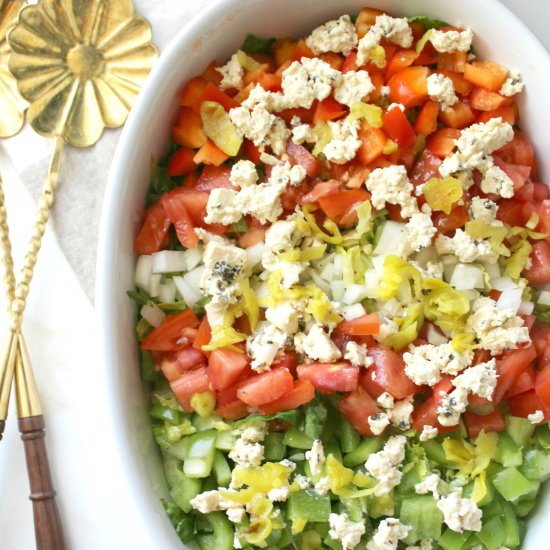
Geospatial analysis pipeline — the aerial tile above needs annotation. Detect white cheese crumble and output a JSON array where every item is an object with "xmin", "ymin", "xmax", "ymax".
[
  {"xmin": 406, "ymin": 212, "xmax": 437, "ymax": 251},
  {"xmin": 267, "ymin": 486, "xmax": 290, "ymax": 502},
  {"xmin": 295, "ymin": 324, "xmax": 342, "ymax": 363},
  {"xmin": 216, "ymin": 53, "xmax": 244, "ymax": 90},
  {"xmin": 344, "ymin": 341, "xmax": 374, "ymax": 367},
  {"xmin": 204, "ymin": 188, "xmax": 242, "ymax": 226},
  {"xmin": 329, "ymin": 513, "xmax": 366, "ymax": 550},
  {"xmin": 333, "ymin": 70, "xmax": 375, "ymax": 107},
  {"xmin": 480, "ymin": 164, "xmax": 514, "ymax": 198},
  {"xmin": 365, "ymin": 165, "xmax": 418, "ymax": 218},
  {"xmin": 291, "ymin": 123, "xmax": 316, "ymax": 145},
  {"xmin": 294, "ymin": 474, "xmax": 311, "ymax": 490},
  {"xmin": 265, "ymin": 301, "xmax": 302, "ymax": 334},
  {"xmin": 419, "ymin": 425, "xmax": 439, "ymax": 441},
  {"xmin": 468, "ymin": 197, "xmax": 501, "ymax": 225},
  {"xmin": 403, "ymin": 343, "xmax": 473, "ymax": 386},
  {"xmin": 499, "ymin": 70, "xmax": 524, "ymax": 97},
  {"xmin": 229, "ymin": 437, "xmax": 265, "ymax": 466},
  {"xmin": 367, "ymin": 518, "xmax": 411, "ymax": 550},
  {"xmin": 528, "ymin": 410, "xmax": 545, "ymax": 424},
  {"xmin": 246, "ymin": 322, "xmax": 291, "ymax": 372},
  {"xmin": 415, "ymin": 472, "xmax": 442, "ymax": 499},
  {"xmin": 390, "ymin": 396, "xmax": 414, "ymax": 430},
  {"xmin": 452, "ymin": 359, "xmax": 498, "ymax": 400},
  {"xmin": 190, "ymin": 490, "xmax": 245, "ymax": 519},
  {"xmin": 365, "ymin": 435, "xmax": 407, "ymax": 496},
  {"xmin": 230, "ymin": 159, "xmax": 259, "ymax": 188},
  {"xmin": 429, "ymin": 28, "xmax": 474, "ymax": 53},
  {"xmin": 435, "ymin": 230, "xmax": 498, "ymax": 264},
  {"xmin": 368, "ymin": 412, "xmax": 391, "ymax": 436},
  {"xmin": 324, "ymin": 119, "xmax": 362, "ymax": 164},
  {"xmin": 427, "ymin": 73, "xmax": 458, "ymax": 111},
  {"xmin": 377, "ymin": 392, "xmax": 395, "ymax": 409},
  {"xmin": 466, "ymin": 296, "xmax": 531, "ymax": 355},
  {"xmin": 306, "ymin": 14, "xmax": 358, "ymax": 56},
  {"xmin": 315, "ymin": 475, "xmax": 332, "ymax": 495},
  {"xmin": 437, "ymin": 492, "xmax": 482, "ymax": 533},
  {"xmin": 305, "ymin": 439, "xmax": 325, "ymax": 476},
  {"xmin": 437, "ymin": 388, "xmax": 469, "ymax": 427}
]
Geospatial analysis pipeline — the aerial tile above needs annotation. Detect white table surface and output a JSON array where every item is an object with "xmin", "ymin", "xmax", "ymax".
[{"xmin": 0, "ymin": 1, "xmax": 548, "ymax": 548}]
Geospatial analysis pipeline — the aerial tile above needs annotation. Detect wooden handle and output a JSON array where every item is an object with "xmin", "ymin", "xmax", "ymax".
[
  {"xmin": 19, "ymin": 415, "xmax": 65, "ymax": 550},
  {"xmin": 0, "ymin": 418, "xmax": 4, "ymax": 441}
]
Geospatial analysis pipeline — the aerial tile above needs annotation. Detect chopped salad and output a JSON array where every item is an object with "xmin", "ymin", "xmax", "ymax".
[{"xmin": 130, "ymin": 7, "xmax": 550, "ymax": 550}]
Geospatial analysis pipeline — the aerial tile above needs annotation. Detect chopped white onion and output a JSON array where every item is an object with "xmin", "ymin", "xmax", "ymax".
[
  {"xmin": 140, "ymin": 304, "xmax": 166, "ymax": 327},
  {"xmin": 183, "ymin": 266, "xmax": 206, "ymax": 293},
  {"xmin": 149, "ymin": 274, "xmax": 161, "ymax": 298},
  {"xmin": 342, "ymin": 303, "xmax": 366, "ymax": 321},
  {"xmin": 308, "ymin": 270, "xmax": 331, "ymax": 294},
  {"xmin": 496, "ymin": 287, "xmax": 523, "ymax": 313},
  {"xmin": 342, "ymin": 284, "xmax": 369, "ymax": 305},
  {"xmin": 538, "ymin": 290, "xmax": 550, "ymax": 306},
  {"xmin": 373, "ymin": 221, "xmax": 411, "ymax": 257},
  {"xmin": 319, "ymin": 263, "xmax": 336, "ymax": 282},
  {"xmin": 450, "ymin": 264, "xmax": 484, "ymax": 290},
  {"xmin": 245, "ymin": 242, "xmax": 265, "ymax": 267},
  {"xmin": 518, "ymin": 301, "xmax": 535, "ymax": 315},
  {"xmin": 135, "ymin": 255, "xmax": 153, "ymax": 292},
  {"xmin": 253, "ymin": 281, "xmax": 270, "ymax": 298},
  {"xmin": 427, "ymin": 324, "xmax": 448, "ymax": 345},
  {"xmin": 152, "ymin": 250, "xmax": 187, "ymax": 274},
  {"xmin": 370, "ymin": 255, "xmax": 386, "ymax": 275},
  {"xmin": 482, "ymin": 261, "xmax": 500, "ymax": 279},
  {"xmin": 330, "ymin": 280, "xmax": 345, "ymax": 302},
  {"xmin": 462, "ymin": 289, "xmax": 480, "ymax": 301},
  {"xmin": 159, "ymin": 280, "xmax": 177, "ymax": 303},
  {"xmin": 363, "ymin": 270, "xmax": 379, "ymax": 299},
  {"xmin": 491, "ymin": 276, "xmax": 517, "ymax": 291},
  {"xmin": 173, "ymin": 276, "xmax": 202, "ymax": 307},
  {"xmin": 183, "ymin": 247, "xmax": 203, "ymax": 271}
]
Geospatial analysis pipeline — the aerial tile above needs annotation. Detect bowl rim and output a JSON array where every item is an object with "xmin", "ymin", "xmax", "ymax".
[{"xmin": 96, "ymin": 0, "xmax": 550, "ymax": 545}]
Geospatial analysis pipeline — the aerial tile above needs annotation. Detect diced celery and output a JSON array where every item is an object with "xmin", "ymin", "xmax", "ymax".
[
  {"xmin": 184, "ymin": 430, "xmax": 217, "ymax": 478},
  {"xmin": 514, "ymin": 498, "xmax": 537, "ymax": 517},
  {"xmin": 401, "ymin": 495, "xmax": 443, "ymax": 543},
  {"xmin": 422, "ymin": 440, "xmax": 449, "ymax": 466},
  {"xmin": 481, "ymin": 496, "xmax": 503, "ymax": 520},
  {"xmin": 301, "ymin": 530, "xmax": 323, "ymax": 550},
  {"xmin": 492, "ymin": 467, "xmax": 540, "ymax": 502},
  {"xmin": 166, "ymin": 438, "xmax": 188, "ymax": 461},
  {"xmin": 150, "ymin": 404, "xmax": 181, "ymax": 424},
  {"xmin": 471, "ymin": 471, "xmax": 494, "ymax": 506},
  {"xmin": 196, "ymin": 511, "xmax": 233, "ymax": 550},
  {"xmin": 505, "ymin": 416, "xmax": 535, "ymax": 447},
  {"xmin": 343, "ymin": 438, "xmax": 383, "ymax": 468},
  {"xmin": 339, "ymin": 497, "xmax": 363, "ymax": 523},
  {"xmin": 264, "ymin": 432, "xmax": 286, "ymax": 461},
  {"xmin": 213, "ymin": 450, "xmax": 232, "ymax": 487},
  {"xmin": 288, "ymin": 490, "xmax": 331, "ymax": 523},
  {"xmin": 324, "ymin": 535, "xmax": 344, "ymax": 550},
  {"xmin": 326, "ymin": 440, "xmax": 343, "ymax": 463},
  {"xmin": 283, "ymin": 427, "xmax": 314, "ymax": 450},
  {"xmin": 215, "ymin": 430, "xmax": 235, "ymax": 452},
  {"xmin": 475, "ymin": 517, "xmax": 505, "ymax": 550},
  {"xmin": 193, "ymin": 414, "xmax": 224, "ymax": 431},
  {"xmin": 439, "ymin": 529, "xmax": 471, "ymax": 550},
  {"xmin": 304, "ymin": 400, "xmax": 327, "ymax": 440},
  {"xmin": 339, "ymin": 417, "xmax": 361, "ymax": 454},
  {"xmin": 163, "ymin": 455, "xmax": 202, "ymax": 513},
  {"xmin": 519, "ymin": 448, "xmax": 550, "ymax": 481},
  {"xmin": 535, "ymin": 423, "xmax": 550, "ymax": 449},
  {"xmin": 497, "ymin": 432, "xmax": 523, "ymax": 467},
  {"xmin": 367, "ymin": 491, "xmax": 394, "ymax": 518},
  {"xmin": 398, "ymin": 464, "xmax": 426, "ymax": 496},
  {"xmin": 501, "ymin": 501, "xmax": 521, "ymax": 548}
]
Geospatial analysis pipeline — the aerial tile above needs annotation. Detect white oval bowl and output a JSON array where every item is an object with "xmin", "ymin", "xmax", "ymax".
[{"xmin": 97, "ymin": 0, "xmax": 550, "ymax": 547}]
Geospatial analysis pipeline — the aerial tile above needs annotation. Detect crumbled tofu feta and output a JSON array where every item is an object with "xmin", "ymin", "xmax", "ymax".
[
  {"xmin": 466, "ymin": 296, "xmax": 531, "ymax": 354},
  {"xmin": 415, "ymin": 473, "xmax": 442, "ymax": 499},
  {"xmin": 295, "ymin": 324, "xmax": 342, "ymax": 362},
  {"xmin": 282, "ymin": 57, "xmax": 340, "ymax": 109},
  {"xmin": 291, "ymin": 123, "xmax": 316, "ymax": 145},
  {"xmin": 200, "ymin": 241, "xmax": 248, "ymax": 303},
  {"xmin": 367, "ymin": 517, "xmax": 411, "ymax": 550},
  {"xmin": 528, "ymin": 410, "xmax": 545, "ymax": 424},
  {"xmin": 419, "ymin": 425, "xmax": 439, "ymax": 441},
  {"xmin": 306, "ymin": 14, "xmax": 358, "ymax": 56},
  {"xmin": 435, "ymin": 230, "xmax": 498, "ymax": 264},
  {"xmin": 205, "ymin": 188, "xmax": 242, "ymax": 226},
  {"xmin": 265, "ymin": 301, "xmax": 302, "ymax": 334},
  {"xmin": 365, "ymin": 165, "xmax": 418, "ymax": 218},
  {"xmin": 499, "ymin": 70, "xmax": 524, "ymax": 97},
  {"xmin": 267, "ymin": 486, "xmax": 290, "ymax": 502},
  {"xmin": 452, "ymin": 359, "xmax": 498, "ymax": 400},
  {"xmin": 469, "ymin": 197, "xmax": 501, "ymax": 225},
  {"xmin": 437, "ymin": 492, "xmax": 482, "ymax": 533},
  {"xmin": 406, "ymin": 212, "xmax": 437, "ymax": 251},
  {"xmin": 329, "ymin": 513, "xmax": 366, "ymax": 550},
  {"xmin": 333, "ymin": 70, "xmax": 374, "ymax": 107},
  {"xmin": 315, "ymin": 475, "xmax": 332, "ymax": 495},
  {"xmin": 190, "ymin": 490, "xmax": 222, "ymax": 514},
  {"xmin": 306, "ymin": 439, "xmax": 325, "ymax": 476},
  {"xmin": 323, "ymin": 118, "xmax": 362, "ymax": 164},
  {"xmin": 368, "ymin": 412, "xmax": 391, "ymax": 435},
  {"xmin": 439, "ymin": 118, "xmax": 514, "ymax": 177},
  {"xmin": 344, "ymin": 341, "xmax": 374, "ymax": 367},
  {"xmin": 437, "ymin": 388, "xmax": 469, "ymax": 427},
  {"xmin": 429, "ymin": 28, "xmax": 474, "ymax": 53},
  {"xmin": 427, "ymin": 73, "xmax": 458, "ymax": 111},
  {"xmin": 294, "ymin": 474, "xmax": 311, "ymax": 490},
  {"xmin": 375, "ymin": 15, "xmax": 413, "ymax": 47},
  {"xmin": 247, "ymin": 322, "xmax": 291, "ymax": 372},
  {"xmin": 230, "ymin": 159, "xmax": 258, "ymax": 188},
  {"xmin": 217, "ymin": 52, "xmax": 244, "ymax": 90},
  {"xmin": 365, "ymin": 435, "xmax": 407, "ymax": 496},
  {"xmin": 480, "ymin": 164, "xmax": 514, "ymax": 198},
  {"xmin": 403, "ymin": 343, "xmax": 473, "ymax": 386},
  {"xmin": 229, "ymin": 437, "xmax": 264, "ymax": 466},
  {"xmin": 226, "ymin": 506, "xmax": 245, "ymax": 523}
]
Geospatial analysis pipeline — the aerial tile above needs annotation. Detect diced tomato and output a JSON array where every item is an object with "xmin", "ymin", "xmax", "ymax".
[
  {"xmin": 195, "ymin": 165, "xmax": 233, "ymax": 191},
  {"xmin": 338, "ymin": 314, "xmax": 380, "ymax": 336},
  {"xmin": 193, "ymin": 140, "xmax": 230, "ymax": 166},
  {"xmin": 493, "ymin": 345, "xmax": 537, "ymax": 402},
  {"xmin": 365, "ymin": 347, "xmax": 418, "ymax": 400},
  {"xmin": 464, "ymin": 408, "xmax": 505, "ymax": 438},
  {"xmin": 496, "ymin": 130, "xmax": 535, "ymax": 174},
  {"xmin": 167, "ymin": 147, "xmax": 197, "ymax": 177},
  {"xmin": 162, "ymin": 191, "xmax": 198, "ymax": 249},
  {"xmin": 357, "ymin": 123, "xmax": 387, "ymax": 165},
  {"xmin": 271, "ymin": 352, "xmax": 299, "ymax": 376},
  {"xmin": 244, "ymin": 140, "xmax": 262, "ymax": 165},
  {"xmin": 297, "ymin": 363, "xmax": 359, "ymax": 393},
  {"xmin": 258, "ymin": 379, "xmax": 315, "ymax": 415},
  {"xmin": 414, "ymin": 100, "xmax": 439, "ymax": 136},
  {"xmin": 426, "ymin": 128, "xmax": 461, "ymax": 158},
  {"xmin": 193, "ymin": 316, "xmax": 212, "ymax": 353},
  {"xmin": 525, "ymin": 241, "xmax": 550, "ymax": 285},
  {"xmin": 509, "ymin": 390, "xmax": 549, "ymax": 419},
  {"xmin": 410, "ymin": 150, "xmax": 442, "ymax": 186},
  {"xmin": 503, "ymin": 366, "xmax": 537, "ymax": 399},
  {"xmin": 433, "ymin": 204, "xmax": 470, "ymax": 235},
  {"xmin": 339, "ymin": 387, "xmax": 380, "ymax": 436},
  {"xmin": 382, "ymin": 106, "xmax": 416, "ymax": 148},
  {"xmin": 286, "ymin": 142, "xmax": 319, "ymax": 178},
  {"xmin": 535, "ymin": 364, "xmax": 550, "ymax": 410},
  {"xmin": 355, "ymin": 7, "xmax": 386, "ymax": 38},
  {"xmin": 318, "ymin": 189, "xmax": 370, "ymax": 221},
  {"xmin": 170, "ymin": 366, "xmax": 210, "ymax": 412},
  {"xmin": 172, "ymin": 107, "xmax": 207, "ymax": 149},
  {"xmin": 141, "ymin": 309, "xmax": 200, "ymax": 352},
  {"xmin": 412, "ymin": 377, "xmax": 457, "ymax": 433},
  {"xmin": 290, "ymin": 39, "xmax": 314, "ymax": 61},
  {"xmin": 438, "ymin": 70, "xmax": 473, "ymax": 96},
  {"xmin": 387, "ymin": 66, "xmax": 429, "ymax": 108},
  {"xmin": 477, "ymin": 105, "xmax": 517, "ymax": 125},
  {"xmin": 161, "ymin": 348, "xmax": 206, "ymax": 381},
  {"xmin": 193, "ymin": 82, "xmax": 238, "ymax": 112},
  {"xmin": 469, "ymin": 87, "xmax": 510, "ymax": 112},
  {"xmin": 214, "ymin": 400, "xmax": 249, "ymax": 421},
  {"xmin": 341, "ymin": 50, "xmax": 358, "ymax": 73},
  {"xmin": 385, "ymin": 49, "xmax": 419, "ymax": 79},
  {"xmin": 313, "ymin": 97, "xmax": 347, "ymax": 124},
  {"xmin": 437, "ymin": 51, "xmax": 467, "ymax": 73},
  {"xmin": 237, "ymin": 368, "xmax": 294, "ymax": 407},
  {"xmin": 463, "ymin": 60, "xmax": 508, "ymax": 92},
  {"xmin": 493, "ymin": 157, "xmax": 530, "ymax": 191},
  {"xmin": 274, "ymin": 38, "xmax": 297, "ymax": 67},
  {"xmin": 239, "ymin": 223, "xmax": 267, "ymax": 248},
  {"xmin": 201, "ymin": 60, "xmax": 223, "ymax": 85},
  {"xmin": 180, "ymin": 76, "xmax": 208, "ymax": 107},
  {"xmin": 439, "ymin": 100, "xmax": 476, "ymax": 129},
  {"xmin": 206, "ymin": 348, "xmax": 250, "ymax": 391},
  {"xmin": 301, "ymin": 180, "xmax": 341, "ymax": 204},
  {"xmin": 133, "ymin": 201, "xmax": 171, "ymax": 255}
]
